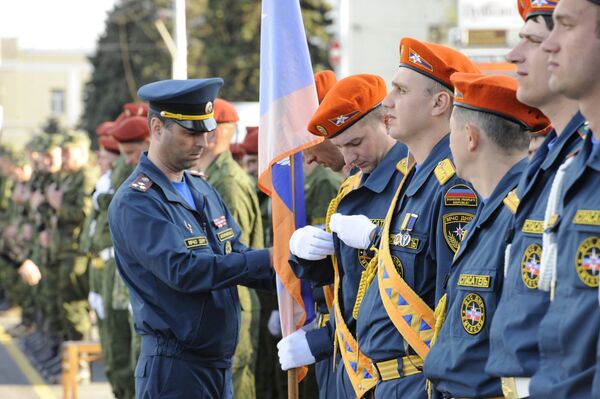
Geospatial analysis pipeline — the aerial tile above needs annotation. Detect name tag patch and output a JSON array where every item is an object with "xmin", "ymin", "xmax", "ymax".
[
  {"xmin": 458, "ymin": 274, "xmax": 491, "ymax": 288},
  {"xmin": 217, "ymin": 228, "xmax": 235, "ymax": 242},
  {"xmin": 522, "ymin": 219, "xmax": 544, "ymax": 235},
  {"xmin": 573, "ymin": 210, "xmax": 600, "ymax": 226},
  {"xmin": 185, "ymin": 236, "xmax": 208, "ymax": 249}
]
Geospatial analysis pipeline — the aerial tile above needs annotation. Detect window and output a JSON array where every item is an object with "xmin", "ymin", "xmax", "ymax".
[{"xmin": 51, "ymin": 89, "xmax": 65, "ymax": 116}]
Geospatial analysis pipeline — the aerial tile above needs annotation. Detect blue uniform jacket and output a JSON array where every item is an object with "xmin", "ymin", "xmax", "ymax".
[
  {"xmin": 108, "ymin": 153, "xmax": 274, "ymax": 369},
  {"xmin": 289, "ymin": 142, "xmax": 407, "ymax": 361},
  {"xmin": 486, "ymin": 112, "xmax": 586, "ymax": 378},
  {"xmin": 529, "ymin": 132, "xmax": 600, "ymax": 398},
  {"xmin": 356, "ymin": 135, "xmax": 479, "ymax": 364},
  {"xmin": 424, "ymin": 158, "xmax": 527, "ymax": 398}
]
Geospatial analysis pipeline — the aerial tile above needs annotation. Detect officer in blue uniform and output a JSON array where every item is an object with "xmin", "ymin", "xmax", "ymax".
[
  {"xmin": 484, "ymin": 1, "xmax": 587, "ymax": 397},
  {"xmin": 280, "ymin": 74, "xmax": 407, "ymax": 398},
  {"xmin": 108, "ymin": 78, "xmax": 275, "ymax": 399},
  {"xmin": 331, "ymin": 38, "xmax": 481, "ymax": 398},
  {"xmin": 423, "ymin": 73, "xmax": 548, "ymax": 399},
  {"xmin": 526, "ymin": 0, "xmax": 600, "ymax": 396}
]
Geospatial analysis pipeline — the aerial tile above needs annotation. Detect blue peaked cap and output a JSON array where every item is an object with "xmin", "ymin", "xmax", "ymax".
[{"xmin": 138, "ymin": 78, "xmax": 224, "ymax": 133}]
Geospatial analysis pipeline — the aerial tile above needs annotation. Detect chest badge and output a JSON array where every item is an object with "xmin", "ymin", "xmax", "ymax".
[
  {"xmin": 225, "ymin": 241, "xmax": 232, "ymax": 254},
  {"xmin": 399, "ymin": 212, "xmax": 418, "ymax": 246},
  {"xmin": 521, "ymin": 243, "xmax": 542, "ymax": 289},
  {"xmin": 461, "ymin": 293, "xmax": 485, "ymax": 335},
  {"xmin": 213, "ymin": 215, "xmax": 228, "ymax": 229},
  {"xmin": 575, "ymin": 237, "xmax": 600, "ymax": 288},
  {"xmin": 184, "ymin": 221, "xmax": 193, "ymax": 233}
]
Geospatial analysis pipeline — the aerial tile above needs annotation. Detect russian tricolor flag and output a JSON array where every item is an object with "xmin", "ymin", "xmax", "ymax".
[{"xmin": 258, "ymin": 0, "xmax": 322, "ymax": 355}]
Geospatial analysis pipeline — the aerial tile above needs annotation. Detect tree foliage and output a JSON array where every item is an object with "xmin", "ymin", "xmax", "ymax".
[{"xmin": 81, "ymin": 0, "xmax": 332, "ymax": 138}]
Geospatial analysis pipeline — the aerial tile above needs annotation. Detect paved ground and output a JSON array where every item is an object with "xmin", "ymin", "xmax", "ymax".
[{"xmin": 0, "ymin": 308, "xmax": 114, "ymax": 399}]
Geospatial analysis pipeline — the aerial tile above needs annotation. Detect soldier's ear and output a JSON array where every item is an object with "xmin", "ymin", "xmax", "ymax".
[
  {"xmin": 465, "ymin": 122, "xmax": 480, "ymax": 153},
  {"xmin": 150, "ymin": 117, "xmax": 163, "ymax": 138}
]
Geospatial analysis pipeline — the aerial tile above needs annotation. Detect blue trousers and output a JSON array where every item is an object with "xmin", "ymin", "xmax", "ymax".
[{"xmin": 135, "ymin": 354, "xmax": 233, "ymax": 399}]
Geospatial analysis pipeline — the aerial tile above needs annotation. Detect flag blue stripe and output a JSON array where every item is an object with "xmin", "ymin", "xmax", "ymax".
[{"xmin": 259, "ymin": 0, "xmax": 315, "ymax": 116}]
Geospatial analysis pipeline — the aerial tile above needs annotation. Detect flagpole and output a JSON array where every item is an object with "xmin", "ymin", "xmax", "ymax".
[{"xmin": 288, "ymin": 369, "xmax": 299, "ymax": 399}]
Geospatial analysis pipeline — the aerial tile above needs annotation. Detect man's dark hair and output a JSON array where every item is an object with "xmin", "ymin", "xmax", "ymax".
[
  {"xmin": 530, "ymin": 14, "xmax": 554, "ymax": 31},
  {"xmin": 147, "ymin": 109, "xmax": 175, "ymax": 130},
  {"xmin": 453, "ymin": 107, "xmax": 530, "ymax": 153}
]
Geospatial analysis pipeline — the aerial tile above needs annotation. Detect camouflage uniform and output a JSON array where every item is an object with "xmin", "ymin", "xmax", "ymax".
[
  {"xmin": 205, "ymin": 150, "xmax": 264, "ymax": 399},
  {"xmin": 99, "ymin": 155, "xmax": 136, "ymax": 399}
]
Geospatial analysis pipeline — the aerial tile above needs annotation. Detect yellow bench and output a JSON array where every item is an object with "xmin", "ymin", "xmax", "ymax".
[{"xmin": 62, "ymin": 341, "xmax": 102, "ymax": 399}]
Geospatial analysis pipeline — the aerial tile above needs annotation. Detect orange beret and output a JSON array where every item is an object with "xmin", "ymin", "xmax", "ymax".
[
  {"xmin": 399, "ymin": 37, "xmax": 480, "ymax": 90},
  {"xmin": 314, "ymin": 70, "xmax": 337, "ymax": 104},
  {"xmin": 113, "ymin": 103, "xmax": 149, "ymax": 126},
  {"xmin": 96, "ymin": 121, "xmax": 115, "ymax": 137},
  {"xmin": 242, "ymin": 126, "xmax": 258, "ymax": 155},
  {"xmin": 518, "ymin": 0, "xmax": 558, "ymax": 21},
  {"xmin": 307, "ymin": 74, "xmax": 386, "ymax": 139},
  {"xmin": 110, "ymin": 116, "xmax": 150, "ymax": 143},
  {"xmin": 451, "ymin": 73, "xmax": 551, "ymax": 132},
  {"xmin": 99, "ymin": 135, "xmax": 120, "ymax": 154},
  {"xmin": 214, "ymin": 98, "xmax": 239, "ymax": 123}
]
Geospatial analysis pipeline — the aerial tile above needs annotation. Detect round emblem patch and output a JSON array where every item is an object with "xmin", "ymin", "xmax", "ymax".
[
  {"xmin": 521, "ymin": 243, "xmax": 542, "ymax": 289},
  {"xmin": 205, "ymin": 101, "xmax": 213, "ymax": 114},
  {"xmin": 461, "ymin": 293, "xmax": 485, "ymax": 335},
  {"xmin": 316, "ymin": 125, "xmax": 328, "ymax": 136},
  {"xmin": 575, "ymin": 236, "xmax": 600, "ymax": 288},
  {"xmin": 392, "ymin": 256, "xmax": 403, "ymax": 277}
]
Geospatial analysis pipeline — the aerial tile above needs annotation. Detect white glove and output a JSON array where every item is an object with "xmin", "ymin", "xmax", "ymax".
[
  {"xmin": 88, "ymin": 292, "xmax": 105, "ymax": 320},
  {"xmin": 268, "ymin": 310, "xmax": 282, "ymax": 337},
  {"xmin": 289, "ymin": 226, "xmax": 334, "ymax": 260},
  {"xmin": 277, "ymin": 329, "xmax": 316, "ymax": 370},
  {"xmin": 329, "ymin": 213, "xmax": 377, "ymax": 249},
  {"xmin": 92, "ymin": 171, "xmax": 114, "ymax": 210}
]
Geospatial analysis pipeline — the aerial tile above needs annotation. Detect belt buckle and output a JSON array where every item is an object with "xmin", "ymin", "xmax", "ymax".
[{"xmin": 501, "ymin": 377, "xmax": 518, "ymax": 399}]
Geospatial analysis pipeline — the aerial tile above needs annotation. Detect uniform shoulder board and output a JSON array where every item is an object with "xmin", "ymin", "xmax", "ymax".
[
  {"xmin": 129, "ymin": 174, "xmax": 153, "ymax": 192},
  {"xmin": 188, "ymin": 169, "xmax": 207, "ymax": 180},
  {"xmin": 434, "ymin": 159, "xmax": 456, "ymax": 186},
  {"xmin": 503, "ymin": 189, "xmax": 519, "ymax": 214},
  {"xmin": 396, "ymin": 157, "xmax": 409, "ymax": 174}
]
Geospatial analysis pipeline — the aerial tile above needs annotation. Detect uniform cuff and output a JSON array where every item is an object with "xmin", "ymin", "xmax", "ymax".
[
  {"xmin": 244, "ymin": 249, "xmax": 272, "ymax": 277},
  {"xmin": 306, "ymin": 325, "xmax": 333, "ymax": 362}
]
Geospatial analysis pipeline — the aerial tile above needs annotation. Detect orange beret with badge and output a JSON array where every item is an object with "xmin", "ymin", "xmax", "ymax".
[
  {"xmin": 451, "ymin": 72, "xmax": 551, "ymax": 133},
  {"xmin": 398, "ymin": 37, "xmax": 481, "ymax": 90},
  {"xmin": 308, "ymin": 74, "xmax": 387, "ymax": 139},
  {"xmin": 518, "ymin": 0, "xmax": 559, "ymax": 21},
  {"xmin": 314, "ymin": 70, "xmax": 337, "ymax": 104},
  {"xmin": 214, "ymin": 98, "xmax": 240, "ymax": 123},
  {"xmin": 110, "ymin": 116, "xmax": 150, "ymax": 143}
]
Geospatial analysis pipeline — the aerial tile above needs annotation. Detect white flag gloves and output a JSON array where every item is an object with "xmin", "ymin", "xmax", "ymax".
[
  {"xmin": 289, "ymin": 225, "xmax": 334, "ymax": 260},
  {"xmin": 329, "ymin": 213, "xmax": 377, "ymax": 249},
  {"xmin": 277, "ymin": 329, "xmax": 316, "ymax": 370}
]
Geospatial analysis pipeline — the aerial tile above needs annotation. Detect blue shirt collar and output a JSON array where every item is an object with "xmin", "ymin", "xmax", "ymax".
[
  {"xmin": 405, "ymin": 134, "xmax": 451, "ymax": 197},
  {"xmin": 136, "ymin": 152, "xmax": 205, "ymax": 211},
  {"xmin": 476, "ymin": 157, "xmax": 528, "ymax": 227},
  {"xmin": 360, "ymin": 142, "xmax": 407, "ymax": 193},
  {"xmin": 541, "ymin": 111, "xmax": 586, "ymax": 171}
]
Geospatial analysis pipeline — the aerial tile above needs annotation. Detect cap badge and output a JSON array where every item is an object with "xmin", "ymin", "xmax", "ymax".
[
  {"xmin": 408, "ymin": 48, "xmax": 433, "ymax": 72},
  {"xmin": 316, "ymin": 125, "xmax": 328, "ymax": 136},
  {"xmin": 328, "ymin": 110, "xmax": 359, "ymax": 127},
  {"xmin": 205, "ymin": 101, "xmax": 213, "ymax": 114}
]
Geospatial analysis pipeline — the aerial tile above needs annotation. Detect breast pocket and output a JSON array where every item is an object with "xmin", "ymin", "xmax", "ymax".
[
  {"xmin": 451, "ymin": 270, "xmax": 498, "ymax": 338},
  {"xmin": 567, "ymin": 219, "xmax": 600, "ymax": 290},
  {"xmin": 388, "ymin": 231, "xmax": 428, "ymax": 289}
]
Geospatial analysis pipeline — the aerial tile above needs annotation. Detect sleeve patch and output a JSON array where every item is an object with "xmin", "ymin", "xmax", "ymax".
[
  {"xmin": 129, "ymin": 174, "xmax": 153, "ymax": 192},
  {"xmin": 434, "ymin": 159, "xmax": 456, "ymax": 185},
  {"xmin": 444, "ymin": 184, "xmax": 478, "ymax": 207}
]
